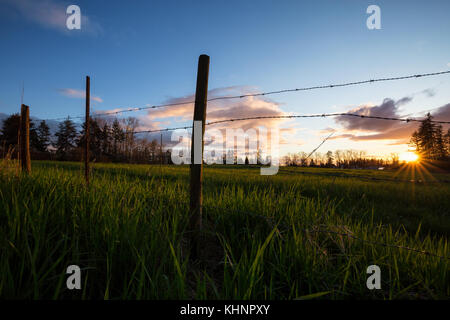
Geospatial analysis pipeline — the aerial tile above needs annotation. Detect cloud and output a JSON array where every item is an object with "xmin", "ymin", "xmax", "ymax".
[
  {"xmin": 58, "ymin": 88, "xmax": 103, "ymax": 103},
  {"xmin": 421, "ymin": 88, "xmax": 435, "ymax": 98},
  {"xmin": 331, "ymin": 98, "xmax": 450, "ymax": 144},
  {"xmin": 103, "ymin": 86, "xmax": 302, "ymax": 153},
  {"xmin": 433, "ymin": 103, "xmax": 450, "ymax": 120},
  {"xmin": 334, "ymin": 97, "xmax": 411, "ymax": 132},
  {"xmin": 318, "ymin": 127, "xmax": 337, "ymax": 135},
  {"xmin": 141, "ymin": 86, "xmax": 295, "ymax": 133},
  {"xmin": 2, "ymin": 0, "xmax": 102, "ymax": 35}
]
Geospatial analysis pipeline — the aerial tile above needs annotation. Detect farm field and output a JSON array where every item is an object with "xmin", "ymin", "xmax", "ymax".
[{"xmin": 0, "ymin": 161, "xmax": 449, "ymax": 299}]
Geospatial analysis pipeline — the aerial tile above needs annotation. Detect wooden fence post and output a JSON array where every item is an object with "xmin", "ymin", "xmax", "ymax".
[
  {"xmin": 189, "ymin": 54, "xmax": 210, "ymax": 259},
  {"xmin": 160, "ymin": 133, "xmax": 163, "ymax": 166},
  {"xmin": 85, "ymin": 76, "xmax": 90, "ymax": 185},
  {"xmin": 19, "ymin": 104, "xmax": 31, "ymax": 173}
]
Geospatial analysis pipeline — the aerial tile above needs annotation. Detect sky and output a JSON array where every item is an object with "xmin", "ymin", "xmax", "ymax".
[{"xmin": 0, "ymin": 0, "xmax": 449, "ymax": 159}]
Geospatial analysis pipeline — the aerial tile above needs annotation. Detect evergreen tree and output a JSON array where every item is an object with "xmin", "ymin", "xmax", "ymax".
[
  {"xmin": 1, "ymin": 114, "xmax": 20, "ymax": 149},
  {"xmin": 111, "ymin": 119, "xmax": 125, "ymax": 157},
  {"xmin": 409, "ymin": 131, "xmax": 420, "ymax": 153},
  {"xmin": 29, "ymin": 121, "xmax": 39, "ymax": 151},
  {"xmin": 409, "ymin": 113, "xmax": 449, "ymax": 160},
  {"xmin": 34, "ymin": 120, "xmax": 51, "ymax": 152},
  {"xmin": 77, "ymin": 118, "xmax": 102, "ymax": 157},
  {"xmin": 55, "ymin": 118, "xmax": 77, "ymax": 159},
  {"xmin": 433, "ymin": 125, "xmax": 446, "ymax": 160},
  {"xmin": 410, "ymin": 113, "xmax": 436, "ymax": 159},
  {"xmin": 91, "ymin": 119, "xmax": 103, "ymax": 156},
  {"xmin": 445, "ymin": 129, "xmax": 450, "ymax": 156},
  {"xmin": 101, "ymin": 123, "xmax": 111, "ymax": 155},
  {"xmin": 1, "ymin": 114, "xmax": 38, "ymax": 152}
]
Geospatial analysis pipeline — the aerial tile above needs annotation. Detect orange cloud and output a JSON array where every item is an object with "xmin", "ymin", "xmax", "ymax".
[
  {"xmin": 142, "ymin": 86, "xmax": 297, "ymax": 136},
  {"xmin": 132, "ymin": 86, "xmax": 303, "ymax": 153}
]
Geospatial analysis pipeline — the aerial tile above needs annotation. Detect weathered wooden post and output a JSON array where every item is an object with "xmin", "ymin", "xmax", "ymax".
[
  {"xmin": 189, "ymin": 54, "xmax": 210, "ymax": 259},
  {"xmin": 85, "ymin": 76, "xmax": 90, "ymax": 185},
  {"xmin": 160, "ymin": 133, "xmax": 163, "ymax": 166},
  {"xmin": 19, "ymin": 104, "xmax": 31, "ymax": 173}
]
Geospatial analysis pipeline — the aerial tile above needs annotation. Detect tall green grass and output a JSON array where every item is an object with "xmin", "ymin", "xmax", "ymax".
[{"xmin": 0, "ymin": 161, "xmax": 448, "ymax": 299}]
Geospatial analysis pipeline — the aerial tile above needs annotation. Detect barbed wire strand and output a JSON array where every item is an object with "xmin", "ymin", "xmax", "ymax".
[
  {"xmin": 131, "ymin": 112, "xmax": 450, "ymax": 134},
  {"xmin": 305, "ymin": 132, "xmax": 335, "ymax": 160},
  {"xmin": 41, "ymin": 70, "xmax": 450, "ymax": 121},
  {"xmin": 207, "ymin": 71, "xmax": 450, "ymax": 101}
]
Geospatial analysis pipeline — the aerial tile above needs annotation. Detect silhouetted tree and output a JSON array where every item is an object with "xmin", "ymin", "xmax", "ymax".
[
  {"xmin": 445, "ymin": 129, "xmax": 450, "ymax": 156},
  {"xmin": 149, "ymin": 139, "xmax": 158, "ymax": 162},
  {"xmin": 1, "ymin": 114, "xmax": 39, "ymax": 153},
  {"xmin": 434, "ymin": 125, "xmax": 446, "ymax": 160},
  {"xmin": 55, "ymin": 118, "xmax": 77, "ymax": 159},
  {"xmin": 111, "ymin": 118, "xmax": 125, "ymax": 159},
  {"xmin": 326, "ymin": 150, "xmax": 334, "ymax": 167},
  {"xmin": 33, "ymin": 120, "xmax": 51, "ymax": 152},
  {"xmin": 410, "ymin": 113, "xmax": 448, "ymax": 160},
  {"xmin": 77, "ymin": 117, "xmax": 103, "ymax": 159},
  {"xmin": 1, "ymin": 114, "xmax": 20, "ymax": 150},
  {"xmin": 101, "ymin": 123, "xmax": 111, "ymax": 155}
]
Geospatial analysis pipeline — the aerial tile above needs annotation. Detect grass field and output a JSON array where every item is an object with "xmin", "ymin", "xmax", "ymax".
[{"xmin": 0, "ymin": 161, "xmax": 449, "ymax": 299}]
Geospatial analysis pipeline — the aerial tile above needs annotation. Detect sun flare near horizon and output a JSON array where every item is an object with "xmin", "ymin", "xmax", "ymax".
[{"xmin": 399, "ymin": 151, "xmax": 419, "ymax": 163}]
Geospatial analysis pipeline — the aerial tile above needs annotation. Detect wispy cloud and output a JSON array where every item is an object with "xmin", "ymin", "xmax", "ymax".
[
  {"xmin": 2, "ymin": 0, "xmax": 102, "ymax": 35},
  {"xmin": 421, "ymin": 88, "xmax": 436, "ymax": 98},
  {"xmin": 58, "ymin": 88, "xmax": 103, "ymax": 103}
]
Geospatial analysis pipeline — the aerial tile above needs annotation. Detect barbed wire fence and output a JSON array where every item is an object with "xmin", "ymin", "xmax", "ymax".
[
  {"xmin": 41, "ymin": 70, "xmax": 450, "ymax": 122},
  {"xmin": 13, "ymin": 56, "xmax": 450, "ymax": 260},
  {"xmin": 20, "ymin": 65, "xmax": 450, "ymax": 187},
  {"xmin": 18, "ymin": 66, "xmax": 450, "ymax": 182}
]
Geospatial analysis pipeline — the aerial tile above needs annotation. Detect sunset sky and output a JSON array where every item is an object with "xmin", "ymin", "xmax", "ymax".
[{"xmin": 1, "ymin": 0, "xmax": 449, "ymax": 158}]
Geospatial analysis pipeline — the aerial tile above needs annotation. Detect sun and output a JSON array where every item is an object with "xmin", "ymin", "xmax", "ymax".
[{"xmin": 399, "ymin": 151, "xmax": 419, "ymax": 163}]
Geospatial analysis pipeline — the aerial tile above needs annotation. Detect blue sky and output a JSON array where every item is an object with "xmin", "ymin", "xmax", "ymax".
[{"xmin": 0, "ymin": 0, "xmax": 449, "ymax": 157}]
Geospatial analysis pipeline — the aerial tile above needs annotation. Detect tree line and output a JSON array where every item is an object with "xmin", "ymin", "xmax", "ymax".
[
  {"xmin": 0, "ymin": 115, "xmax": 170, "ymax": 164},
  {"xmin": 281, "ymin": 150, "xmax": 396, "ymax": 169},
  {"xmin": 283, "ymin": 113, "xmax": 450, "ymax": 168},
  {"xmin": 1, "ymin": 112, "xmax": 449, "ymax": 167}
]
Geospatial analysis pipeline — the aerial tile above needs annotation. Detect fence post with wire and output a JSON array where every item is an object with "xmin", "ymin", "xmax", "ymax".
[
  {"xmin": 189, "ymin": 54, "xmax": 210, "ymax": 260},
  {"xmin": 13, "ymin": 63, "xmax": 450, "ymax": 261},
  {"xmin": 85, "ymin": 76, "xmax": 90, "ymax": 186}
]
